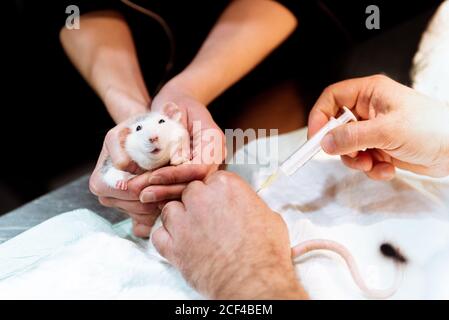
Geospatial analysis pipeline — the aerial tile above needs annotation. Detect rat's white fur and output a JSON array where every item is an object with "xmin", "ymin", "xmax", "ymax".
[
  {"xmin": 125, "ymin": 112, "xmax": 188, "ymax": 169},
  {"xmin": 102, "ymin": 104, "xmax": 190, "ymax": 189},
  {"xmin": 412, "ymin": 0, "xmax": 449, "ymax": 102},
  {"xmin": 102, "ymin": 165, "xmax": 136, "ymax": 190}
]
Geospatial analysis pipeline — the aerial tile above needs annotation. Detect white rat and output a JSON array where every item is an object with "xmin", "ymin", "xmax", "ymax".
[{"xmin": 102, "ymin": 102, "xmax": 190, "ymax": 190}]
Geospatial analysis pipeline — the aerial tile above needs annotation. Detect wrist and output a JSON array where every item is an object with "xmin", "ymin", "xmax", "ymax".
[
  {"xmin": 211, "ymin": 263, "xmax": 307, "ymax": 300},
  {"xmin": 152, "ymin": 78, "xmax": 208, "ymax": 116},
  {"xmin": 161, "ymin": 71, "xmax": 211, "ymax": 106},
  {"xmin": 103, "ymin": 86, "xmax": 150, "ymax": 123}
]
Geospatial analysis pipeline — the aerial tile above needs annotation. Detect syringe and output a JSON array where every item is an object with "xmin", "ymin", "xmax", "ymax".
[{"xmin": 256, "ymin": 106, "xmax": 357, "ymax": 193}]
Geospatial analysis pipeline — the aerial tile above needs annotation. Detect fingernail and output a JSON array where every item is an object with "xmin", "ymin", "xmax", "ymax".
[
  {"xmin": 140, "ymin": 192, "xmax": 156, "ymax": 203},
  {"xmin": 321, "ymin": 134, "xmax": 336, "ymax": 153},
  {"xmin": 148, "ymin": 175, "xmax": 164, "ymax": 185}
]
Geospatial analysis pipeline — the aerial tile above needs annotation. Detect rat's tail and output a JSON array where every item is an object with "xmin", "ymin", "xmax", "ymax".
[{"xmin": 291, "ymin": 239, "xmax": 405, "ymax": 299}]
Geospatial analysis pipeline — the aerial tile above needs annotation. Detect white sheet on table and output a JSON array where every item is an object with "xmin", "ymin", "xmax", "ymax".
[
  {"xmin": 256, "ymin": 155, "xmax": 449, "ymax": 299},
  {"xmin": 0, "ymin": 209, "xmax": 199, "ymax": 300},
  {"xmin": 1, "ymin": 154, "xmax": 449, "ymax": 299}
]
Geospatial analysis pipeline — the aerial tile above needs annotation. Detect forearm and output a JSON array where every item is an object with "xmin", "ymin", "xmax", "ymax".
[
  {"xmin": 165, "ymin": 0, "xmax": 297, "ymax": 105},
  {"xmin": 60, "ymin": 10, "xmax": 150, "ymax": 122}
]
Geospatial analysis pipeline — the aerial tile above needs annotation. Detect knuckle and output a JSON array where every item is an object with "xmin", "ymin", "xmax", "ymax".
[
  {"xmin": 370, "ymin": 74, "xmax": 389, "ymax": 85},
  {"xmin": 151, "ymin": 229, "xmax": 167, "ymax": 254},
  {"xmin": 132, "ymin": 223, "xmax": 151, "ymax": 238},
  {"xmin": 322, "ymin": 83, "xmax": 339, "ymax": 96},
  {"xmin": 98, "ymin": 197, "xmax": 111, "ymax": 207},
  {"xmin": 134, "ymin": 213, "xmax": 156, "ymax": 225},
  {"xmin": 142, "ymin": 203, "xmax": 160, "ymax": 215},
  {"xmin": 214, "ymin": 170, "xmax": 240, "ymax": 184},
  {"xmin": 182, "ymin": 181, "xmax": 203, "ymax": 203},
  {"xmin": 205, "ymin": 171, "xmax": 242, "ymax": 194},
  {"xmin": 215, "ymin": 171, "xmax": 232, "ymax": 183},
  {"xmin": 105, "ymin": 128, "xmax": 116, "ymax": 141},
  {"xmin": 127, "ymin": 183, "xmax": 141, "ymax": 199},
  {"xmin": 160, "ymin": 201, "xmax": 175, "ymax": 221},
  {"xmin": 89, "ymin": 175, "xmax": 102, "ymax": 196},
  {"xmin": 163, "ymin": 200, "xmax": 180, "ymax": 213},
  {"xmin": 166, "ymin": 172, "xmax": 177, "ymax": 185},
  {"xmin": 209, "ymin": 170, "xmax": 226, "ymax": 180},
  {"xmin": 159, "ymin": 169, "xmax": 176, "ymax": 185},
  {"xmin": 375, "ymin": 119, "xmax": 395, "ymax": 148},
  {"xmin": 184, "ymin": 180, "xmax": 203, "ymax": 194},
  {"xmin": 340, "ymin": 125, "xmax": 358, "ymax": 149}
]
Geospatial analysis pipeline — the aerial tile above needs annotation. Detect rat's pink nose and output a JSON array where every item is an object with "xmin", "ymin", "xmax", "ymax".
[{"xmin": 149, "ymin": 136, "xmax": 159, "ymax": 143}]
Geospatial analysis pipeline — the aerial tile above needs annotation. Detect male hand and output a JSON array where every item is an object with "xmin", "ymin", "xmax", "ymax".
[
  {"xmin": 308, "ymin": 75, "xmax": 449, "ymax": 180},
  {"xmin": 152, "ymin": 171, "xmax": 307, "ymax": 299}
]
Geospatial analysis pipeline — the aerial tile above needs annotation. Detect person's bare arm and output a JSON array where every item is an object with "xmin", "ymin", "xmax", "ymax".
[
  {"xmin": 60, "ymin": 10, "xmax": 150, "ymax": 123},
  {"xmin": 158, "ymin": 0, "xmax": 298, "ymax": 106}
]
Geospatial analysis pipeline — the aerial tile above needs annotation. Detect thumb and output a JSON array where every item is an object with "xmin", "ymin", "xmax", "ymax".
[{"xmin": 321, "ymin": 120, "xmax": 387, "ymax": 155}]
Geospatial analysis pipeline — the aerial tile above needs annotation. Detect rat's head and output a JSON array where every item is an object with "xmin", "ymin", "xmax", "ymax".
[{"xmin": 124, "ymin": 103, "xmax": 184, "ymax": 170}]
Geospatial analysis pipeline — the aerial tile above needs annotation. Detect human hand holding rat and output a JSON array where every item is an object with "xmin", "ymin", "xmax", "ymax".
[
  {"xmin": 90, "ymin": 100, "xmax": 192, "ymax": 237},
  {"xmin": 135, "ymin": 82, "xmax": 226, "ymax": 207},
  {"xmin": 308, "ymin": 75, "xmax": 449, "ymax": 180},
  {"xmin": 90, "ymin": 84, "xmax": 225, "ymax": 237},
  {"xmin": 152, "ymin": 171, "xmax": 307, "ymax": 299},
  {"xmin": 90, "ymin": 144, "xmax": 165, "ymax": 237}
]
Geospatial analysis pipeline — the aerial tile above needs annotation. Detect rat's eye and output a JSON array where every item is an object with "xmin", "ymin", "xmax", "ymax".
[
  {"xmin": 136, "ymin": 125, "xmax": 142, "ymax": 131},
  {"xmin": 158, "ymin": 119, "xmax": 165, "ymax": 124}
]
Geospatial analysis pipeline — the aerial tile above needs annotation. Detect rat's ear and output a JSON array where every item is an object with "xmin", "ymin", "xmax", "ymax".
[{"xmin": 162, "ymin": 102, "xmax": 182, "ymax": 122}]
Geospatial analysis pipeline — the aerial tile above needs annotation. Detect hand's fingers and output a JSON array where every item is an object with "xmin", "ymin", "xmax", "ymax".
[
  {"xmin": 307, "ymin": 109, "xmax": 329, "ymax": 140},
  {"xmin": 154, "ymin": 200, "xmax": 170, "ymax": 210},
  {"xmin": 341, "ymin": 151, "xmax": 373, "ymax": 172},
  {"xmin": 98, "ymin": 197, "xmax": 160, "ymax": 214},
  {"xmin": 365, "ymin": 162, "xmax": 396, "ymax": 180},
  {"xmin": 151, "ymin": 226, "xmax": 173, "ymax": 261},
  {"xmin": 320, "ymin": 120, "xmax": 390, "ymax": 156},
  {"xmin": 132, "ymin": 219, "xmax": 153, "ymax": 238},
  {"xmin": 160, "ymin": 201, "xmax": 186, "ymax": 236},
  {"xmin": 181, "ymin": 180, "xmax": 205, "ymax": 209},
  {"xmin": 140, "ymin": 184, "xmax": 187, "ymax": 203},
  {"xmin": 308, "ymin": 78, "xmax": 373, "ymax": 138},
  {"xmin": 147, "ymin": 164, "xmax": 212, "ymax": 185},
  {"xmin": 347, "ymin": 151, "xmax": 359, "ymax": 159},
  {"xmin": 127, "ymin": 212, "xmax": 159, "ymax": 226}
]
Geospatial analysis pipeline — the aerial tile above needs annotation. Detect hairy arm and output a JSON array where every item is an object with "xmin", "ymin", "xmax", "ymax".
[{"xmin": 60, "ymin": 10, "xmax": 150, "ymax": 123}]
